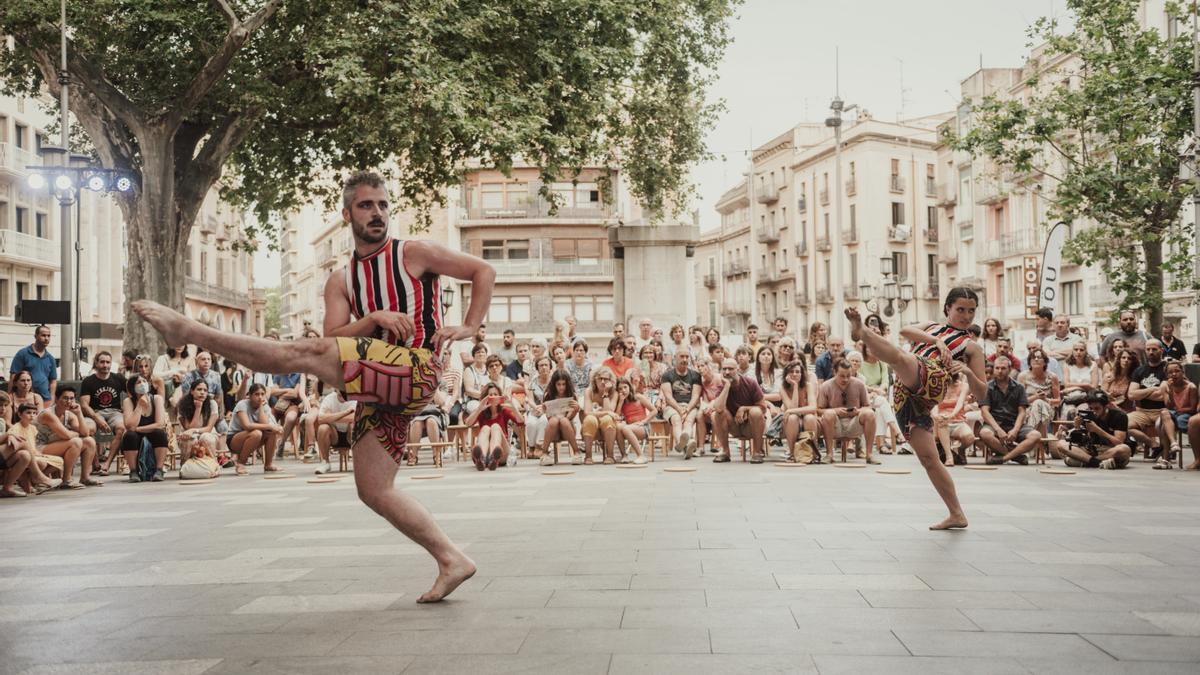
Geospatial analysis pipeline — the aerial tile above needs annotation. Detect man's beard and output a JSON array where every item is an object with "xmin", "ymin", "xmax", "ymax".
[{"xmin": 354, "ymin": 218, "xmax": 388, "ymax": 244}]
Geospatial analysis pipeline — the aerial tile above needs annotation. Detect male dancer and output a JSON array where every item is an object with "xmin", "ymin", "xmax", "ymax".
[
  {"xmin": 844, "ymin": 288, "xmax": 987, "ymax": 530},
  {"xmin": 134, "ymin": 171, "xmax": 495, "ymax": 602}
]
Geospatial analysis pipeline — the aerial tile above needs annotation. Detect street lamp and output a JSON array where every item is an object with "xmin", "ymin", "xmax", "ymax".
[
  {"xmin": 441, "ymin": 284, "xmax": 456, "ymax": 314},
  {"xmin": 859, "ymin": 255, "xmax": 914, "ymax": 318},
  {"xmin": 825, "ymin": 92, "xmax": 857, "ymax": 334}
]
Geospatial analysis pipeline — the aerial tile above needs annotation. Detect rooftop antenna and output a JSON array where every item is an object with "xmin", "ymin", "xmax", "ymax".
[{"xmin": 896, "ymin": 58, "xmax": 911, "ymax": 122}]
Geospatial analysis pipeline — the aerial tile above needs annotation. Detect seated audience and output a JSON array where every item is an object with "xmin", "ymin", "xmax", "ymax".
[
  {"xmin": 37, "ymin": 387, "xmax": 100, "ymax": 488},
  {"xmin": 179, "ymin": 432, "xmax": 222, "ymax": 480},
  {"xmin": 153, "ymin": 345, "xmax": 192, "ymax": 400},
  {"xmin": 540, "ymin": 370, "xmax": 581, "ymax": 465},
  {"xmin": 638, "ymin": 344, "xmax": 666, "ymax": 400},
  {"xmin": 695, "ymin": 358, "xmax": 726, "ymax": 455},
  {"xmin": 269, "ymin": 370, "xmax": 307, "ymax": 457},
  {"xmin": 220, "ymin": 358, "xmax": 247, "ymax": 418},
  {"xmin": 1022, "ymin": 339, "xmax": 1063, "ymax": 380},
  {"xmin": 523, "ymin": 356, "xmax": 554, "ymax": 460},
  {"xmin": 1042, "ymin": 314, "xmax": 1084, "ymax": 362},
  {"xmin": 859, "ymin": 343, "xmax": 908, "ymax": 454},
  {"xmin": 1101, "ymin": 337, "xmax": 1128, "ymax": 380},
  {"xmin": 687, "ymin": 326, "xmax": 707, "ymax": 361},
  {"xmin": 1, "ymin": 397, "xmax": 60, "ymax": 495},
  {"xmin": 979, "ymin": 318, "xmax": 1004, "ymax": 357},
  {"xmin": 707, "ymin": 342, "xmax": 726, "ymax": 364},
  {"xmin": 817, "ymin": 359, "xmax": 878, "ymax": 464},
  {"xmin": 803, "ymin": 321, "xmax": 828, "ymax": 359},
  {"xmin": 986, "ymin": 338, "xmax": 1022, "ymax": 373},
  {"xmin": 550, "ymin": 344, "xmax": 569, "ymax": 372},
  {"xmin": 1127, "ymin": 338, "xmax": 1169, "ymax": 457},
  {"xmin": 775, "ymin": 361, "xmax": 820, "ymax": 463},
  {"xmin": 228, "ymin": 383, "xmax": 284, "ymax": 475},
  {"xmin": 503, "ymin": 342, "xmax": 530, "ymax": 381},
  {"xmin": 465, "ymin": 382, "xmax": 522, "ymax": 471},
  {"xmin": 712, "ymin": 358, "xmax": 768, "ymax": 464},
  {"xmin": 602, "ymin": 337, "xmax": 636, "ymax": 379},
  {"xmin": 733, "ymin": 345, "xmax": 754, "ymax": 378},
  {"xmin": 1156, "ymin": 360, "xmax": 1198, "ymax": 469},
  {"xmin": 661, "ymin": 351, "xmax": 702, "ymax": 458},
  {"xmin": 582, "ymin": 366, "xmax": 621, "ymax": 464},
  {"xmin": 81, "ymin": 352, "xmax": 127, "ymax": 476},
  {"xmin": 565, "ymin": 340, "xmax": 592, "ymax": 396},
  {"xmin": 120, "ymin": 375, "xmax": 170, "ymax": 482},
  {"xmin": 134, "ymin": 354, "xmax": 167, "ymax": 398},
  {"xmin": 1104, "ymin": 349, "xmax": 1139, "ymax": 413},
  {"xmin": 814, "ymin": 336, "xmax": 847, "ymax": 382},
  {"xmin": 1051, "ymin": 391, "xmax": 1131, "ymax": 469},
  {"xmin": 1061, "ymin": 343, "xmax": 1098, "ymax": 418},
  {"xmin": 462, "ymin": 343, "xmax": 489, "ymax": 414},
  {"xmin": 174, "ymin": 351, "xmax": 223, "ymax": 412},
  {"xmin": 315, "ymin": 389, "xmax": 356, "ymax": 475},
  {"xmin": 614, "ymin": 376, "xmax": 652, "ymax": 464},
  {"xmin": 980, "ymin": 357, "xmax": 1041, "ymax": 464},
  {"xmin": 932, "ymin": 375, "xmax": 976, "ymax": 466},
  {"xmin": 1018, "ymin": 348, "xmax": 1060, "ymax": 435},
  {"xmin": 8, "ymin": 371, "xmax": 44, "ymax": 422},
  {"xmin": 176, "ymin": 379, "xmax": 224, "ymax": 468}
]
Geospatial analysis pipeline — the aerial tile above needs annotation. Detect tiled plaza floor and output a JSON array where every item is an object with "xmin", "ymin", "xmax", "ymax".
[{"xmin": 1, "ymin": 453, "xmax": 1199, "ymax": 674}]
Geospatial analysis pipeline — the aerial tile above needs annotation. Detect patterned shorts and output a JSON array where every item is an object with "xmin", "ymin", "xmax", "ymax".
[
  {"xmin": 337, "ymin": 337, "xmax": 442, "ymax": 464},
  {"xmin": 893, "ymin": 355, "xmax": 954, "ymax": 433}
]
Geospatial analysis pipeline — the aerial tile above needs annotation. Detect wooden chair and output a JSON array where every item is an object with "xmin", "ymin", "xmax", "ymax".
[
  {"xmin": 334, "ymin": 443, "xmax": 352, "ymax": 472},
  {"xmin": 403, "ymin": 442, "xmax": 452, "ymax": 468},
  {"xmin": 647, "ymin": 420, "xmax": 670, "ymax": 461},
  {"xmin": 446, "ymin": 425, "xmax": 472, "ymax": 462}
]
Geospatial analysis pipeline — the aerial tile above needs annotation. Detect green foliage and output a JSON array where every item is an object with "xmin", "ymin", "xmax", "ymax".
[
  {"xmin": 0, "ymin": 0, "xmax": 739, "ymax": 248},
  {"xmin": 263, "ymin": 286, "xmax": 282, "ymax": 335},
  {"xmin": 947, "ymin": 0, "xmax": 1195, "ymax": 330}
]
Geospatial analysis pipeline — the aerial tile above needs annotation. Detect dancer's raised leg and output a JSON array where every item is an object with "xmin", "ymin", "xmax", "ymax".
[
  {"xmin": 352, "ymin": 430, "xmax": 476, "ymax": 602},
  {"xmin": 134, "ymin": 301, "xmax": 342, "ymax": 385},
  {"xmin": 845, "ymin": 308, "xmax": 921, "ymax": 390}
]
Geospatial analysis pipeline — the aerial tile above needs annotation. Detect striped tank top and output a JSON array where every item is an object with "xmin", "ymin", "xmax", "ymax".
[
  {"xmin": 344, "ymin": 238, "xmax": 442, "ymax": 350},
  {"xmin": 910, "ymin": 324, "xmax": 972, "ymax": 362}
]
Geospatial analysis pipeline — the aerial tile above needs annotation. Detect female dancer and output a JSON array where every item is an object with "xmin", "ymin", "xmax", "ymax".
[{"xmin": 845, "ymin": 287, "xmax": 986, "ymax": 530}]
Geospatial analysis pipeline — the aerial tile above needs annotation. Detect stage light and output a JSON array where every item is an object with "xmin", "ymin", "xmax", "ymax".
[
  {"xmin": 115, "ymin": 176, "xmax": 133, "ymax": 192},
  {"xmin": 54, "ymin": 174, "xmax": 73, "ymax": 191},
  {"xmin": 27, "ymin": 174, "xmax": 45, "ymax": 190},
  {"xmin": 87, "ymin": 174, "xmax": 107, "ymax": 191}
]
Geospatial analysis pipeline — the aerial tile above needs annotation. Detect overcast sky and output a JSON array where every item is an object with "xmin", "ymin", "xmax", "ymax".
[{"xmin": 254, "ymin": 0, "xmax": 1063, "ymax": 284}]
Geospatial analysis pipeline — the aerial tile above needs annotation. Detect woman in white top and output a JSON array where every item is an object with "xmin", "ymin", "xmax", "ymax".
[
  {"xmin": 979, "ymin": 318, "xmax": 1004, "ymax": 358},
  {"xmin": 524, "ymin": 356, "xmax": 554, "ymax": 457},
  {"xmin": 461, "ymin": 343, "xmax": 490, "ymax": 414},
  {"xmin": 153, "ymin": 346, "xmax": 193, "ymax": 400},
  {"xmin": 1060, "ymin": 342, "xmax": 1098, "ymax": 418}
]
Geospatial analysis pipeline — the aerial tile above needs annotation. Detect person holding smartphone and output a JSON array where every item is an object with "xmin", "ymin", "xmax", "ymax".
[
  {"xmin": 464, "ymin": 383, "xmax": 522, "ymax": 471},
  {"xmin": 816, "ymin": 359, "xmax": 878, "ymax": 464}
]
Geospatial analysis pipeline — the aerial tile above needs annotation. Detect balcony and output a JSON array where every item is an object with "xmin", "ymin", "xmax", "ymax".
[
  {"xmin": 815, "ymin": 234, "xmax": 831, "ymax": 252},
  {"xmin": 923, "ymin": 278, "xmax": 941, "ymax": 299},
  {"xmin": 925, "ymin": 177, "xmax": 937, "ymax": 196},
  {"xmin": 890, "ymin": 175, "xmax": 905, "ymax": 193},
  {"xmin": 923, "ymin": 226, "xmax": 939, "ymax": 243},
  {"xmin": 462, "ymin": 198, "xmax": 615, "ymax": 224},
  {"xmin": 757, "ymin": 266, "xmax": 777, "ymax": 283},
  {"xmin": 199, "ymin": 215, "xmax": 218, "ymax": 235},
  {"xmin": 0, "ymin": 228, "xmax": 59, "ymax": 270},
  {"xmin": 186, "ymin": 276, "xmax": 250, "ymax": 309},
  {"xmin": 487, "ymin": 258, "xmax": 614, "ymax": 279},
  {"xmin": 845, "ymin": 177, "xmax": 856, "ymax": 196},
  {"xmin": 794, "ymin": 240, "xmax": 807, "ymax": 256},
  {"xmin": 818, "ymin": 188, "xmax": 830, "ymax": 206},
  {"xmin": 703, "ymin": 273, "xmax": 717, "ymax": 289},
  {"xmin": 975, "ymin": 176, "xmax": 1008, "ymax": 205},
  {"xmin": 888, "ymin": 225, "xmax": 911, "ymax": 242},
  {"xmin": 936, "ymin": 182, "xmax": 956, "ymax": 205},
  {"xmin": 939, "ymin": 239, "xmax": 959, "ymax": 262},
  {"xmin": 816, "ymin": 287, "xmax": 834, "ymax": 304},
  {"xmin": 756, "ymin": 183, "xmax": 779, "ymax": 204},
  {"xmin": 723, "ymin": 261, "xmax": 749, "ymax": 277},
  {"xmin": 841, "ymin": 228, "xmax": 859, "ymax": 244},
  {"xmin": 794, "ymin": 289, "xmax": 810, "ymax": 307},
  {"xmin": 843, "ymin": 284, "xmax": 860, "ymax": 300},
  {"xmin": 756, "ymin": 225, "xmax": 780, "ymax": 244},
  {"xmin": 776, "ymin": 267, "xmax": 795, "ymax": 280},
  {"xmin": 797, "ymin": 196, "xmax": 807, "ymax": 213},
  {"xmin": 721, "ymin": 306, "xmax": 751, "ymax": 318},
  {"xmin": 0, "ymin": 142, "xmax": 39, "ymax": 176},
  {"xmin": 979, "ymin": 229, "xmax": 1040, "ymax": 263}
]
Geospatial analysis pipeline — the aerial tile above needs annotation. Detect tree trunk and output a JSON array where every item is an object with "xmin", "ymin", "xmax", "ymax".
[
  {"xmin": 1142, "ymin": 238, "xmax": 1164, "ymax": 338},
  {"xmin": 120, "ymin": 132, "xmax": 190, "ymax": 354}
]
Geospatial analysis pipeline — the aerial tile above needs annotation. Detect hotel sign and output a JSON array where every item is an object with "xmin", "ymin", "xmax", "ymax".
[{"xmin": 1022, "ymin": 255, "xmax": 1040, "ymax": 320}]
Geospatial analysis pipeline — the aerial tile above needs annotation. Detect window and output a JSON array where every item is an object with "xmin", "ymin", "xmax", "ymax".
[
  {"xmin": 781, "ymin": 207, "xmax": 787, "ymax": 227},
  {"xmin": 849, "ymin": 161, "xmax": 856, "ymax": 178},
  {"xmin": 478, "ymin": 181, "xmax": 531, "ymax": 210},
  {"xmin": 849, "ymin": 204, "xmax": 857, "ymax": 233},
  {"xmin": 927, "ymin": 254, "xmax": 937, "ymax": 280},
  {"xmin": 36, "ymin": 284, "xmax": 47, "ymax": 300},
  {"xmin": 488, "ymin": 296, "xmax": 531, "ymax": 323},
  {"xmin": 891, "ymin": 202, "xmax": 904, "ymax": 226},
  {"xmin": 707, "ymin": 256, "xmax": 715, "ymax": 276},
  {"xmin": 200, "ymin": 251, "xmax": 208, "ymax": 282},
  {"xmin": 1061, "ymin": 280, "xmax": 1082, "ymax": 316},
  {"xmin": 14, "ymin": 123, "xmax": 27, "ymax": 148},
  {"xmin": 958, "ymin": 169, "xmax": 972, "ymax": 214},
  {"xmin": 822, "ymin": 213, "xmax": 830, "ymax": 238},
  {"xmin": 480, "ymin": 238, "xmax": 530, "ymax": 261},
  {"xmin": 552, "ymin": 296, "xmax": 611, "ymax": 322},
  {"xmin": 15, "ymin": 207, "xmax": 27, "ymax": 234},
  {"xmin": 927, "ymin": 206, "xmax": 937, "ymax": 229},
  {"xmin": 892, "ymin": 252, "xmax": 909, "ymax": 280},
  {"xmin": 16, "ymin": 282, "xmax": 28, "ymax": 306},
  {"xmin": 1005, "ymin": 265, "xmax": 1022, "ymax": 304},
  {"xmin": 0, "ymin": 279, "xmax": 8, "ymax": 316},
  {"xmin": 708, "ymin": 301, "xmax": 717, "ymax": 327},
  {"xmin": 34, "ymin": 213, "xmax": 47, "ymax": 238},
  {"xmin": 959, "ymin": 223, "xmax": 975, "ymax": 272},
  {"xmin": 552, "ymin": 238, "xmax": 603, "ymax": 262},
  {"xmin": 849, "ymin": 253, "xmax": 858, "ymax": 289}
]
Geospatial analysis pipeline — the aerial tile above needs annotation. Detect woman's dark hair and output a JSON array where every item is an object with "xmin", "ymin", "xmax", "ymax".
[
  {"xmin": 125, "ymin": 374, "xmax": 146, "ymax": 397},
  {"xmin": 178, "ymin": 381, "xmax": 214, "ymax": 427},
  {"xmin": 754, "ymin": 345, "xmax": 777, "ymax": 384},
  {"xmin": 780, "ymin": 361, "xmax": 808, "ymax": 399},
  {"xmin": 1113, "ymin": 350, "xmax": 1140, "ymax": 380},
  {"xmin": 982, "ymin": 317, "xmax": 1004, "ymax": 340},
  {"xmin": 168, "ymin": 346, "xmax": 190, "ymax": 359},
  {"xmin": 1027, "ymin": 347, "xmax": 1050, "ymax": 372},
  {"xmin": 943, "ymin": 286, "xmax": 980, "ymax": 317},
  {"xmin": 544, "ymin": 369, "xmax": 576, "ymax": 402},
  {"xmin": 246, "ymin": 382, "xmax": 267, "ymax": 397}
]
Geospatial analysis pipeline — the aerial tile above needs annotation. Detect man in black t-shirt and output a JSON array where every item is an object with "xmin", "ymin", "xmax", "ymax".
[
  {"xmin": 1157, "ymin": 322, "xmax": 1187, "ymax": 362},
  {"xmin": 660, "ymin": 351, "xmax": 702, "ymax": 458},
  {"xmin": 1051, "ymin": 391, "xmax": 1130, "ymax": 469},
  {"xmin": 80, "ymin": 351, "xmax": 127, "ymax": 474},
  {"xmin": 1127, "ymin": 339, "xmax": 1168, "ymax": 456}
]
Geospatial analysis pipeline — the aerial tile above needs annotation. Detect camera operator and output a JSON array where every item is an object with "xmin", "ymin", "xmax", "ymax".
[{"xmin": 1050, "ymin": 391, "xmax": 1130, "ymax": 469}]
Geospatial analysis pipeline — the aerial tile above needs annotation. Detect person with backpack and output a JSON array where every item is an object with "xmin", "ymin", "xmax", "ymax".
[{"xmin": 120, "ymin": 375, "xmax": 170, "ymax": 482}]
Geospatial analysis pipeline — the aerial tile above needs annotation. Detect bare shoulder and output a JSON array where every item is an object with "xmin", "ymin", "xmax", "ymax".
[{"xmin": 324, "ymin": 267, "xmax": 347, "ymax": 293}]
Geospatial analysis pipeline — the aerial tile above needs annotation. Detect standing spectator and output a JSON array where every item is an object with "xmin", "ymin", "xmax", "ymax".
[
  {"xmin": 496, "ymin": 329, "xmax": 518, "ymax": 365},
  {"xmin": 228, "ymin": 383, "xmax": 283, "ymax": 475},
  {"xmin": 175, "ymin": 352, "xmax": 223, "ymax": 413},
  {"xmin": 462, "ymin": 343, "xmax": 490, "ymax": 414},
  {"xmin": 979, "ymin": 357, "xmax": 1041, "ymax": 464},
  {"xmin": 1018, "ymin": 348, "xmax": 1060, "ymax": 435},
  {"xmin": 10, "ymin": 325, "xmax": 56, "ymax": 403},
  {"xmin": 565, "ymin": 341, "xmax": 592, "ymax": 396},
  {"xmin": 465, "ymin": 382, "xmax": 521, "ymax": 471},
  {"xmin": 1042, "ymin": 314, "xmax": 1084, "ymax": 361},
  {"xmin": 503, "ymin": 342, "xmax": 530, "ymax": 381},
  {"xmin": 1157, "ymin": 361, "xmax": 1198, "ymax": 469},
  {"xmin": 540, "ymin": 370, "xmax": 581, "ymax": 465},
  {"xmin": 744, "ymin": 324, "xmax": 764, "ymax": 353},
  {"xmin": 1100, "ymin": 310, "xmax": 1148, "ymax": 369},
  {"xmin": 634, "ymin": 318, "xmax": 655, "ymax": 353},
  {"xmin": 1127, "ymin": 339, "xmax": 1169, "ymax": 457},
  {"xmin": 803, "ymin": 321, "xmax": 828, "ymax": 358},
  {"xmin": 814, "ymin": 336, "xmax": 847, "ymax": 382},
  {"xmin": 707, "ymin": 342, "xmax": 727, "ymax": 364},
  {"xmin": 581, "ymin": 366, "xmax": 620, "ymax": 464},
  {"xmin": 711, "ymin": 358, "xmax": 768, "ymax": 463},
  {"xmin": 8, "ymin": 371, "xmax": 44, "ymax": 424},
  {"xmin": 454, "ymin": 324, "xmax": 489, "ymax": 368},
  {"xmin": 81, "ymin": 352, "xmax": 127, "ymax": 476},
  {"xmin": 979, "ymin": 318, "xmax": 1005, "ymax": 357},
  {"xmin": 36, "ymin": 387, "xmax": 100, "ymax": 488},
  {"xmin": 120, "ymin": 375, "xmax": 169, "ymax": 482},
  {"xmin": 614, "ymin": 376, "xmax": 651, "ymax": 464},
  {"xmin": 1033, "ymin": 307, "xmax": 1055, "ymax": 342},
  {"xmin": 612, "ymin": 322, "xmax": 627, "ymax": 339},
  {"xmin": 177, "ymin": 380, "xmax": 224, "ymax": 467},
  {"xmin": 664, "ymin": 324, "xmax": 687, "ymax": 359},
  {"xmin": 772, "ymin": 317, "xmax": 789, "ymax": 340},
  {"xmin": 523, "ymin": 356, "xmax": 554, "ymax": 459},
  {"xmin": 602, "ymin": 337, "xmax": 636, "ymax": 379},
  {"xmin": 817, "ymin": 359, "xmax": 878, "ymax": 464},
  {"xmin": 1158, "ymin": 321, "xmax": 1188, "ymax": 362},
  {"xmin": 153, "ymin": 345, "xmax": 193, "ymax": 400},
  {"xmin": 565, "ymin": 315, "xmax": 582, "ymax": 346},
  {"xmin": 1061, "ymin": 343, "xmax": 1098, "ymax": 417},
  {"xmin": 661, "ymin": 351, "xmax": 701, "ymax": 458},
  {"xmin": 314, "ymin": 389, "xmax": 356, "ymax": 475},
  {"xmin": 775, "ymin": 361, "xmax": 819, "ymax": 462}
]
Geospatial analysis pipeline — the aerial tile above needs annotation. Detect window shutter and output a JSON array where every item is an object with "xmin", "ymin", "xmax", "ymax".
[
  {"xmin": 576, "ymin": 239, "xmax": 602, "ymax": 258},
  {"xmin": 552, "ymin": 239, "xmax": 575, "ymax": 259}
]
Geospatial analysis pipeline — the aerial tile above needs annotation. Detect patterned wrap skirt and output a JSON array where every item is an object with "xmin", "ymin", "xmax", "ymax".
[{"xmin": 892, "ymin": 355, "xmax": 954, "ymax": 433}]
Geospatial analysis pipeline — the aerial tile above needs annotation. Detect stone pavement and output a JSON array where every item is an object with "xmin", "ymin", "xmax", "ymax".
[{"xmin": 1, "ymin": 454, "xmax": 1199, "ymax": 674}]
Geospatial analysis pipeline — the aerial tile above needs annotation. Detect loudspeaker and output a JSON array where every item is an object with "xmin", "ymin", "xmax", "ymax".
[{"xmin": 16, "ymin": 300, "xmax": 71, "ymax": 325}]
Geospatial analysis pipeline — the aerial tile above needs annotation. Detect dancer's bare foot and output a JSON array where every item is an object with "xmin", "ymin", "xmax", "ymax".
[
  {"xmin": 929, "ymin": 515, "xmax": 968, "ymax": 530},
  {"xmin": 131, "ymin": 300, "xmax": 192, "ymax": 347},
  {"xmin": 844, "ymin": 307, "xmax": 864, "ymax": 342},
  {"xmin": 417, "ymin": 554, "xmax": 477, "ymax": 603}
]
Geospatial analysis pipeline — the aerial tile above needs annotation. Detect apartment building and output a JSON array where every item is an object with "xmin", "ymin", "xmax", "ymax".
[
  {"xmin": 695, "ymin": 181, "xmax": 753, "ymax": 336},
  {"xmin": 182, "ymin": 189, "xmax": 259, "ymax": 336}
]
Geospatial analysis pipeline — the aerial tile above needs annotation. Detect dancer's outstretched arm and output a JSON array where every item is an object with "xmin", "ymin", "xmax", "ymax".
[{"xmin": 405, "ymin": 240, "xmax": 496, "ymax": 352}]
